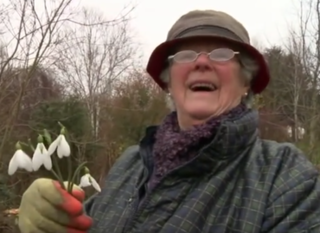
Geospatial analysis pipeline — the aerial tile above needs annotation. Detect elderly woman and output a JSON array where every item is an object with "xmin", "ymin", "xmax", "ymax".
[{"xmin": 18, "ymin": 10, "xmax": 320, "ymax": 233}]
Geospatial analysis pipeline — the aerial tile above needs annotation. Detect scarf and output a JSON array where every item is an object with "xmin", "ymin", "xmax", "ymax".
[{"xmin": 150, "ymin": 104, "xmax": 247, "ymax": 187}]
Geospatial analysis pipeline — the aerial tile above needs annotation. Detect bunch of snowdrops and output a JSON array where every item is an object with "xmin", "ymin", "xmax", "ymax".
[{"xmin": 8, "ymin": 122, "xmax": 101, "ymax": 193}]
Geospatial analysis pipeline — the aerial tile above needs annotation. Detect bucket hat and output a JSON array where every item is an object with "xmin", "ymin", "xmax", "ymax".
[{"xmin": 146, "ymin": 10, "xmax": 269, "ymax": 94}]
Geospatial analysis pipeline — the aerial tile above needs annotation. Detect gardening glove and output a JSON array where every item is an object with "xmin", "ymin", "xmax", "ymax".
[{"xmin": 18, "ymin": 178, "xmax": 92, "ymax": 233}]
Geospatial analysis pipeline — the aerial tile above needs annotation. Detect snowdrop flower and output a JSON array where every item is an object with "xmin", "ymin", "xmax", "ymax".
[
  {"xmin": 32, "ymin": 135, "xmax": 52, "ymax": 171},
  {"xmin": 79, "ymin": 167, "xmax": 101, "ymax": 192},
  {"xmin": 8, "ymin": 142, "xmax": 33, "ymax": 175},
  {"xmin": 47, "ymin": 127, "xmax": 70, "ymax": 158}
]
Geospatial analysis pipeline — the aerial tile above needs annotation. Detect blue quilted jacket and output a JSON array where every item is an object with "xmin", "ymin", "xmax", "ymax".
[{"xmin": 84, "ymin": 110, "xmax": 320, "ymax": 233}]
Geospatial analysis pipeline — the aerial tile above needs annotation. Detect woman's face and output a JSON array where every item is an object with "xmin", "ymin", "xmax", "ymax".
[{"xmin": 168, "ymin": 39, "xmax": 249, "ymax": 128}]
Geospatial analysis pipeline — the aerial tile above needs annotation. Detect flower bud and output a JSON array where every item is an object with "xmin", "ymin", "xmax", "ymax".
[
  {"xmin": 37, "ymin": 134, "xmax": 44, "ymax": 143},
  {"xmin": 15, "ymin": 141, "xmax": 22, "ymax": 150},
  {"xmin": 84, "ymin": 166, "xmax": 90, "ymax": 174},
  {"xmin": 60, "ymin": 127, "xmax": 66, "ymax": 135}
]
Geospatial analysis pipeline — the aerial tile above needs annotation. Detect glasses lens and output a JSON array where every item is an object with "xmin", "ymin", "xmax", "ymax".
[
  {"xmin": 173, "ymin": 50, "xmax": 197, "ymax": 63},
  {"xmin": 209, "ymin": 48, "xmax": 235, "ymax": 62}
]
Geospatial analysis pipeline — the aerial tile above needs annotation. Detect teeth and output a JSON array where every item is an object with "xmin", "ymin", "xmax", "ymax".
[{"xmin": 190, "ymin": 83, "xmax": 216, "ymax": 90}]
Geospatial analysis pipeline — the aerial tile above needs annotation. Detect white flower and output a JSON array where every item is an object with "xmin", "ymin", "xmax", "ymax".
[
  {"xmin": 79, "ymin": 174, "xmax": 101, "ymax": 192},
  {"xmin": 8, "ymin": 149, "xmax": 33, "ymax": 175},
  {"xmin": 47, "ymin": 134, "xmax": 70, "ymax": 158},
  {"xmin": 32, "ymin": 143, "xmax": 52, "ymax": 171}
]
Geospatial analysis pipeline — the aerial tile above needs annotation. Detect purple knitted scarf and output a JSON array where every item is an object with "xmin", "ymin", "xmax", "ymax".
[{"xmin": 151, "ymin": 104, "xmax": 247, "ymax": 186}]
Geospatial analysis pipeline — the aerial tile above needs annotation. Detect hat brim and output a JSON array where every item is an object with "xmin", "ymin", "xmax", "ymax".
[{"xmin": 146, "ymin": 35, "xmax": 269, "ymax": 94}]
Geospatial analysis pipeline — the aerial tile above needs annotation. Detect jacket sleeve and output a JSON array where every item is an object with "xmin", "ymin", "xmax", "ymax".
[{"xmin": 261, "ymin": 144, "xmax": 320, "ymax": 232}]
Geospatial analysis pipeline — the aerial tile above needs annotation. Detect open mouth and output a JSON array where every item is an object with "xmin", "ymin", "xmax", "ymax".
[{"xmin": 189, "ymin": 82, "xmax": 217, "ymax": 92}]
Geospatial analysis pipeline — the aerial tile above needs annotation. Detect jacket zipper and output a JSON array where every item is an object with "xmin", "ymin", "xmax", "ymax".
[
  {"xmin": 122, "ymin": 191, "xmax": 153, "ymax": 233},
  {"xmin": 122, "ymin": 177, "xmax": 148, "ymax": 232},
  {"xmin": 122, "ymin": 164, "xmax": 183, "ymax": 233},
  {"xmin": 115, "ymin": 196, "xmax": 133, "ymax": 232}
]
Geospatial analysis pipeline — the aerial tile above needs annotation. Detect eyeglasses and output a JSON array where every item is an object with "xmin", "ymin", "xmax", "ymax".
[{"xmin": 168, "ymin": 48, "xmax": 239, "ymax": 63}]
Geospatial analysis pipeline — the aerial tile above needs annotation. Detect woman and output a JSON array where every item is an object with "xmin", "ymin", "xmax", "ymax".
[{"xmin": 18, "ymin": 10, "xmax": 320, "ymax": 233}]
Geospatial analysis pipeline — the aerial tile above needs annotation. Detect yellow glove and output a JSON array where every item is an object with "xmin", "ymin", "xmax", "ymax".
[{"xmin": 18, "ymin": 178, "xmax": 92, "ymax": 233}]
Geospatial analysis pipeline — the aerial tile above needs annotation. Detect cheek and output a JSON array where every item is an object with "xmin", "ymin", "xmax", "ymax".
[
  {"xmin": 216, "ymin": 65, "xmax": 240, "ymax": 89},
  {"xmin": 169, "ymin": 65, "xmax": 191, "ymax": 92},
  {"xmin": 169, "ymin": 66, "xmax": 191, "ymax": 105},
  {"xmin": 170, "ymin": 65, "xmax": 190, "ymax": 83}
]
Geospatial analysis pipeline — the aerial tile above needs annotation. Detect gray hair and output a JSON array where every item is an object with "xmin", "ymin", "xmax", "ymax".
[{"xmin": 160, "ymin": 54, "xmax": 259, "ymax": 110}]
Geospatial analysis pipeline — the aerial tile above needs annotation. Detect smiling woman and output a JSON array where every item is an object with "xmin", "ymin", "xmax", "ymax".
[{"xmin": 17, "ymin": 9, "xmax": 320, "ymax": 233}]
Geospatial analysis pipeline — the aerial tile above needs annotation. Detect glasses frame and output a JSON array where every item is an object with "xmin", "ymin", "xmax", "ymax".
[{"xmin": 168, "ymin": 48, "xmax": 240, "ymax": 63}]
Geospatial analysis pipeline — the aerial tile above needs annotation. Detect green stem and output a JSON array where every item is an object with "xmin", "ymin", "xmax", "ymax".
[
  {"xmin": 28, "ymin": 139, "xmax": 35, "ymax": 152},
  {"xmin": 67, "ymin": 156, "xmax": 72, "ymax": 193},
  {"xmin": 50, "ymin": 169, "xmax": 65, "ymax": 189},
  {"xmin": 76, "ymin": 169, "xmax": 80, "ymax": 184},
  {"xmin": 52, "ymin": 154, "xmax": 65, "ymax": 189},
  {"xmin": 70, "ymin": 161, "xmax": 88, "ymax": 188},
  {"xmin": 29, "ymin": 145, "xmax": 35, "ymax": 152}
]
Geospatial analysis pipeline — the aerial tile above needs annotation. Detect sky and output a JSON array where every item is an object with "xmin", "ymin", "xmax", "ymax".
[
  {"xmin": 79, "ymin": 0, "xmax": 302, "ymax": 66},
  {"xmin": 1, "ymin": 0, "xmax": 302, "ymax": 66}
]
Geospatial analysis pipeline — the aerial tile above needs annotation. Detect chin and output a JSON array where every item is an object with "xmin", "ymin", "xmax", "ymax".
[{"xmin": 186, "ymin": 107, "xmax": 215, "ymax": 121}]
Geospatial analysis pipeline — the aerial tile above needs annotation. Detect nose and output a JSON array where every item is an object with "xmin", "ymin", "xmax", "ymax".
[{"xmin": 194, "ymin": 53, "xmax": 212, "ymax": 71}]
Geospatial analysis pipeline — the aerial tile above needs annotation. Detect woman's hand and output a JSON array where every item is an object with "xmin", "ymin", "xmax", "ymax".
[{"xmin": 18, "ymin": 178, "xmax": 92, "ymax": 233}]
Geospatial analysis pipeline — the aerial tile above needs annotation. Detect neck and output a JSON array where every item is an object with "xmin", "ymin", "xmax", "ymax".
[
  {"xmin": 177, "ymin": 103, "xmax": 245, "ymax": 130},
  {"xmin": 177, "ymin": 112, "xmax": 210, "ymax": 130}
]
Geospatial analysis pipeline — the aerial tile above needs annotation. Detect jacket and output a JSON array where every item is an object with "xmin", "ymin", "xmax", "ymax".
[{"xmin": 85, "ymin": 110, "xmax": 320, "ymax": 233}]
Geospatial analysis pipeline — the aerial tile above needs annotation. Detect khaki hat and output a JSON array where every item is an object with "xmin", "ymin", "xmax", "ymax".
[{"xmin": 146, "ymin": 10, "xmax": 270, "ymax": 94}]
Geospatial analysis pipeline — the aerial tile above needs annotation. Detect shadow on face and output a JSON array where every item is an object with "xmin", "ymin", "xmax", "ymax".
[{"xmin": 167, "ymin": 38, "xmax": 249, "ymax": 129}]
